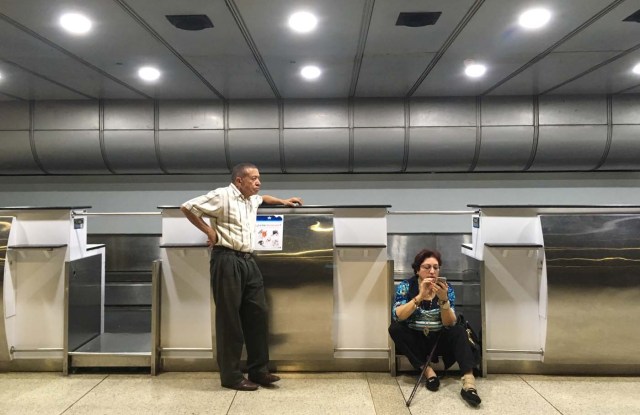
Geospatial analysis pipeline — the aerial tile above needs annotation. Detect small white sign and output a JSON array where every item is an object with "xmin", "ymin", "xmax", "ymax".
[{"xmin": 255, "ymin": 215, "xmax": 283, "ymax": 251}]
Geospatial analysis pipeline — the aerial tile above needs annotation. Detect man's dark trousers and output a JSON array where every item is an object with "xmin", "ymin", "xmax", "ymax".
[{"xmin": 210, "ymin": 249, "xmax": 270, "ymax": 387}]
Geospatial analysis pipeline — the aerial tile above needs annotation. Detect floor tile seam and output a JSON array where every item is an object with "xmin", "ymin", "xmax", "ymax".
[
  {"xmin": 365, "ymin": 374, "xmax": 381, "ymax": 414},
  {"xmin": 225, "ymin": 389, "xmax": 238, "ymax": 415},
  {"xmin": 393, "ymin": 375, "xmax": 412, "ymax": 414},
  {"xmin": 58, "ymin": 374, "xmax": 110, "ymax": 415},
  {"xmin": 519, "ymin": 375, "xmax": 565, "ymax": 415}
]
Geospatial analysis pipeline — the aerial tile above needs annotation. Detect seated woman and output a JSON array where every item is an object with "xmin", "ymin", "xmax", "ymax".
[{"xmin": 388, "ymin": 248, "xmax": 481, "ymax": 407}]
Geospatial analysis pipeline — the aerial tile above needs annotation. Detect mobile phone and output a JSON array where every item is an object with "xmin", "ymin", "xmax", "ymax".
[{"xmin": 438, "ymin": 277, "xmax": 447, "ymax": 284}]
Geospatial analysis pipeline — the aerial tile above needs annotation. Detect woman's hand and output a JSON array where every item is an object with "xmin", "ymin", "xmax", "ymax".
[
  {"xmin": 418, "ymin": 277, "xmax": 432, "ymax": 301},
  {"xmin": 418, "ymin": 277, "xmax": 441, "ymax": 302},
  {"xmin": 434, "ymin": 279, "xmax": 448, "ymax": 301}
]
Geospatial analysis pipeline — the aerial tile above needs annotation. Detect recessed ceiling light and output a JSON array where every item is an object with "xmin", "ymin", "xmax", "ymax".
[
  {"xmin": 518, "ymin": 8, "xmax": 551, "ymax": 29},
  {"xmin": 633, "ymin": 63, "xmax": 640, "ymax": 75},
  {"xmin": 288, "ymin": 11, "xmax": 317, "ymax": 33},
  {"xmin": 59, "ymin": 13, "xmax": 92, "ymax": 34},
  {"xmin": 138, "ymin": 66, "xmax": 161, "ymax": 81},
  {"xmin": 300, "ymin": 65, "xmax": 321, "ymax": 80},
  {"xmin": 464, "ymin": 60, "xmax": 486, "ymax": 78}
]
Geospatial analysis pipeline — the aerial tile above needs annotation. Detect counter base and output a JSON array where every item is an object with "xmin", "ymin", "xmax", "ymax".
[{"xmin": 160, "ymin": 358, "xmax": 389, "ymax": 372}]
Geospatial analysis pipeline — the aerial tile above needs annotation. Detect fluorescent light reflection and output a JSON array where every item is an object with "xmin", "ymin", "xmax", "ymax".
[{"xmin": 309, "ymin": 221, "xmax": 333, "ymax": 232}]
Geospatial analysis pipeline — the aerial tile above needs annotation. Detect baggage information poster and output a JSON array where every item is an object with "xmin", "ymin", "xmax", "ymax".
[{"xmin": 254, "ymin": 215, "xmax": 283, "ymax": 251}]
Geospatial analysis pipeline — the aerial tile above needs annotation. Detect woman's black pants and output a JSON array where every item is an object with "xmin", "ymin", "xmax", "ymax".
[{"xmin": 388, "ymin": 321, "xmax": 475, "ymax": 374}]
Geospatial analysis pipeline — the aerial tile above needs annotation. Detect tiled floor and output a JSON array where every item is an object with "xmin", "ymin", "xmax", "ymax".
[{"xmin": 1, "ymin": 371, "xmax": 638, "ymax": 415}]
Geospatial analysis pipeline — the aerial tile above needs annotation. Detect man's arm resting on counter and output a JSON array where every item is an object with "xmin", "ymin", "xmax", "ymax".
[{"xmin": 262, "ymin": 195, "xmax": 303, "ymax": 206}]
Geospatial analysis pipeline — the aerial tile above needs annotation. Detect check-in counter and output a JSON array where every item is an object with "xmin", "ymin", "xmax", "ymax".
[
  {"xmin": 0, "ymin": 206, "xmax": 105, "ymax": 372},
  {"xmin": 463, "ymin": 204, "xmax": 640, "ymax": 375},
  {"xmin": 156, "ymin": 205, "xmax": 392, "ymax": 371}
]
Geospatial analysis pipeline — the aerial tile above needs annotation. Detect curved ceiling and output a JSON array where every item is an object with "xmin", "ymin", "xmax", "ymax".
[{"xmin": 1, "ymin": 0, "xmax": 640, "ymax": 101}]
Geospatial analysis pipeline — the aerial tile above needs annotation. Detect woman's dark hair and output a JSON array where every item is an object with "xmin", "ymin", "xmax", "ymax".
[{"xmin": 411, "ymin": 248, "xmax": 442, "ymax": 275}]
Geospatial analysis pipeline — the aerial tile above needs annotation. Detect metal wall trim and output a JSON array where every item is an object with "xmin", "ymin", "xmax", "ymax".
[
  {"xmin": 153, "ymin": 100, "xmax": 169, "ymax": 174},
  {"xmin": 523, "ymin": 96, "xmax": 540, "ymax": 171},
  {"xmin": 348, "ymin": 98, "xmax": 354, "ymax": 173},
  {"xmin": 401, "ymin": 99, "xmax": 410, "ymax": 172},
  {"xmin": 223, "ymin": 101, "xmax": 231, "ymax": 171},
  {"xmin": 27, "ymin": 100, "xmax": 48, "ymax": 174},
  {"xmin": 151, "ymin": 260, "xmax": 161, "ymax": 375},
  {"xmin": 486, "ymin": 348, "xmax": 543, "ymax": 354},
  {"xmin": 278, "ymin": 99, "xmax": 286, "ymax": 173},
  {"xmin": 7, "ymin": 94, "xmax": 640, "ymax": 175},
  {"xmin": 0, "ymin": 217, "xmax": 13, "ymax": 371},
  {"xmin": 98, "ymin": 99, "xmax": 116, "ymax": 174},
  {"xmin": 593, "ymin": 94, "xmax": 614, "ymax": 170},
  {"xmin": 469, "ymin": 96, "xmax": 482, "ymax": 172}
]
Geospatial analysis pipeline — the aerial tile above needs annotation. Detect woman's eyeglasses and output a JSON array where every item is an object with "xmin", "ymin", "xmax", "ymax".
[{"xmin": 420, "ymin": 265, "xmax": 440, "ymax": 271}]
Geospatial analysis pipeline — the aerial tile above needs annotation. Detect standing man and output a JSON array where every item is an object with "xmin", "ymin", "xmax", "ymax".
[{"xmin": 181, "ymin": 163, "xmax": 303, "ymax": 391}]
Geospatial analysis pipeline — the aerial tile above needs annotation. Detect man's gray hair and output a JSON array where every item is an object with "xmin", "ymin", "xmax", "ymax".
[{"xmin": 231, "ymin": 163, "xmax": 258, "ymax": 181}]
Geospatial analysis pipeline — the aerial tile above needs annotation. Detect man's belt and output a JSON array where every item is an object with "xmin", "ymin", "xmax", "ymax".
[{"xmin": 212, "ymin": 246, "xmax": 253, "ymax": 259}]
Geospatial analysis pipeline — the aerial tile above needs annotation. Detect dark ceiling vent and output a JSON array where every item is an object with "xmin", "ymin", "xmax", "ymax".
[
  {"xmin": 396, "ymin": 12, "xmax": 441, "ymax": 27},
  {"xmin": 166, "ymin": 15, "xmax": 213, "ymax": 31},
  {"xmin": 623, "ymin": 9, "xmax": 640, "ymax": 23}
]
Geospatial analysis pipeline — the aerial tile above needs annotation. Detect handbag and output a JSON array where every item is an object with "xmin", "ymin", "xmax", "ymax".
[{"xmin": 456, "ymin": 314, "xmax": 482, "ymax": 367}]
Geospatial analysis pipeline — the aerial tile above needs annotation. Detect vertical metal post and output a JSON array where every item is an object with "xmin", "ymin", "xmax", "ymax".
[
  {"xmin": 480, "ymin": 261, "xmax": 487, "ymax": 377},
  {"xmin": 387, "ymin": 260, "xmax": 396, "ymax": 376},
  {"xmin": 150, "ymin": 260, "xmax": 162, "ymax": 375},
  {"xmin": 62, "ymin": 262, "xmax": 70, "ymax": 376}
]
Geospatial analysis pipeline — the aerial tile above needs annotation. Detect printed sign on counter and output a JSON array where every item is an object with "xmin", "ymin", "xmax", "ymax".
[{"xmin": 255, "ymin": 215, "xmax": 283, "ymax": 251}]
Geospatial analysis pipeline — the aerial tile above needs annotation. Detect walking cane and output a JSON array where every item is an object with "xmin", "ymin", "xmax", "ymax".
[{"xmin": 405, "ymin": 331, "xmax": 442, "ymax": 407}]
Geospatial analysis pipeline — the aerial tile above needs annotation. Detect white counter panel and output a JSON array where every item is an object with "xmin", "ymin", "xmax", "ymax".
[
  {"xmin": 334, "ymin": 247, "xmax": 389, "ymax": 358},
  {"xmin": 160, "ymin": 249, "xmax": 212, "ymax": 350}
]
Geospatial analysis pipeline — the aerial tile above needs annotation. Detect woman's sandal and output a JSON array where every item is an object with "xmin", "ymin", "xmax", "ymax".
[{"xmin": 425, "ymin": 376, "xmax": 440, "ymax": 391}]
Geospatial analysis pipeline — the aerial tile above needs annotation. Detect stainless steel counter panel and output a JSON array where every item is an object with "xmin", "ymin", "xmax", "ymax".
[
  {"xmin": 88, "ymin": 234, "xmax": 158, "ymax": 333},
  {"xmin": 66, "ymin": 254, "xmax": 102, "ymax": 352},
  {"xmin": 254, "ymin": 214, "xmax": 334, "ymax": 363},
  {"xmin": 541, "ymin": 214, "xmax": 640, "ymax": 366},
  {"xmin": 0, "ymin": 217, "xmax": 12, "ymax": 370}
]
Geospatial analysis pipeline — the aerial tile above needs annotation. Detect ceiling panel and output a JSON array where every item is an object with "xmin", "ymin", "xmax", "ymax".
[
  {"xmin": 0, "ymin": 20, "xmax": 145, "ymax": 99},
  {"xmin": 492, "ymin": 1, "xmax": 640, "ymax": 95},
  {"xmin": 0, "ymin": 59, "xmax": 88, "ymax": 100},
  {"xmin": 0, "ymin": 0, "xmax": 639, "ymax": 100},
  {"xmin": 234, "ymin": 0, "xmax": 365, "ymax": 98},
  {"xmin": 549, "ymin": 48, "xmax": 640, "ymax": 94},
  {"xmin": 556, "ymin": 1, "xmax": 640, "ymax": 52},
  {"xmin": 0, "ymin": 0, "xmax": 220, "ymax": 99},
  {"xmin": 356, "ymin": 0, "xmax": 474, "ymax": 97},
  {"xmin": 490, "ymin": 51, "xmax": 620, "ymax": 95},
  {"xmin": 412, "ymin": 0, "xmax": 616, "ymax": 96},
  {"xmin": 125, "ymin": 0, "xmax": 275, "ymax": 99}
]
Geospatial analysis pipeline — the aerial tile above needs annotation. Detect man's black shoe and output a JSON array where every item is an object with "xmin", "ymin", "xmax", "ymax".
[
  {"xmin": 249, "ymin": 373, "xmax": 281, "ymax": 386},
  {"xmin": 224, "ymin": 378, "xmax": 259, "ymax": 391}
]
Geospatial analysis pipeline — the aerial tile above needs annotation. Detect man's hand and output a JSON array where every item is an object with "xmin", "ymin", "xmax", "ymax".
[
  {"xmin": 207, "ymin": 229, "xmax": 218, "ymax": 247},
  {"xmin": 282, "ymin": 197, "xmax": 303, "ymax": 206}
]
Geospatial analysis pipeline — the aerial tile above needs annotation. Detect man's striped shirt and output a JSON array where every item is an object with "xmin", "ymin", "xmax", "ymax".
[{"xmin": 182, "ymin": 183, "xmax": 262, "ymax": 253}]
